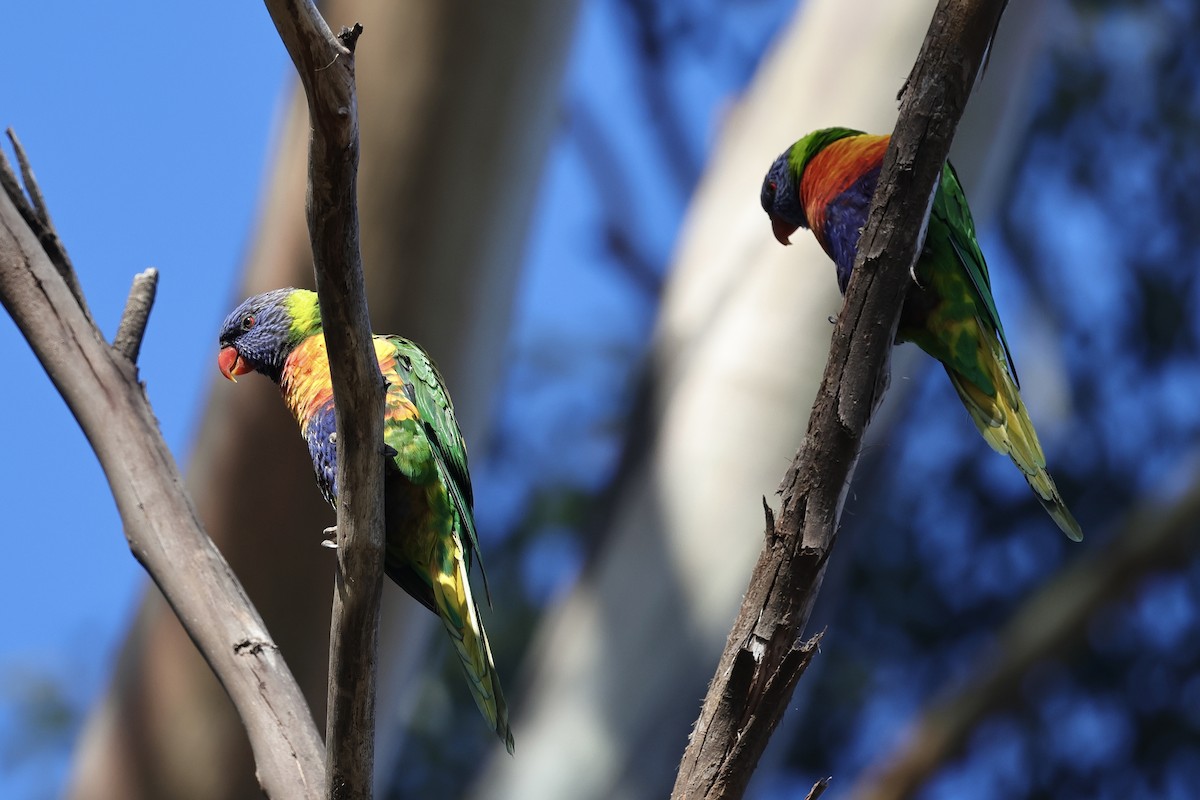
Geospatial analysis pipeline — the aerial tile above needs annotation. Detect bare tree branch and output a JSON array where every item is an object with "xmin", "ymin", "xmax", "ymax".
[
  {"xmin": 805, "ymin": 777, "xmax": 833, "ymax": 800},
  {"xmin": 670, "ymin": 1, "xmax": 1010, "ymax": 797},
  {"xmin": 260, "ymin": 2, "xmax": 384, "ymax": 796},
  {"xmin": 2, "ymin": 128, "xmax": 89, "ymax": 317},
  {"xmin": 7, "ymin": 130, "xmax": 51, "ymax": 223},
  {"xmin": 847, "ymin": 476, "xmax": 1200, "ymax": 800},
  {"xmin": 0, "ymin": 136, "xmax": 38, "ymax": 227},
  {"xmin": 114, "ymin": 267, "xmax": 158, "ymax": 363},
  {"xmin": 0, "ymin": 143, "xmax": 324, "ymax": 799}
]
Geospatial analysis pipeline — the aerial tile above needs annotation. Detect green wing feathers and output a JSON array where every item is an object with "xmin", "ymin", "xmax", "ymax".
[
  {"xmin": 377, "ymin": 335, "xmax": 513, "ymax": 750},
  {"xmin": 388, "ymin": 337, "xmax": 490, "ymax": 598},
  {"xmin": 935, "ymin": 163, "xmax": 1021, "ymax": 386}
]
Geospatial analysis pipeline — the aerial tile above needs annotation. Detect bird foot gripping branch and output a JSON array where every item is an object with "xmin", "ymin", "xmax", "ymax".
[
  {"xmin": 321, "ymin": 526, "xmax": 338, "ymax": 549},
  {"xmin": 761, "ymin": 127, "xmax": 1082, "ymax": 541}
]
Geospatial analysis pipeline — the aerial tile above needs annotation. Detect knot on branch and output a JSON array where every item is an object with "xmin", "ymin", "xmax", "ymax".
[
  {"xmin": 761, "ymin": 496, "xmax": 777, "ymax": 540},
  {"xmin": 338, "ymin": 23, "xmax": 363, "ymax": 52},
  {"xmin": 234, "ymin": 637, "xmax": 278, "ymax": 657}
]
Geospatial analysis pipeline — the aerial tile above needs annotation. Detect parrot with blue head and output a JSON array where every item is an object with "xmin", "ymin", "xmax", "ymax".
[
  {"xmin": 761, "ymin": 128, "xmax": 1081, "ymax": 541},
  {"xmin": 217, "ymin": 287, "xmax": 514, "ymax": 751}
]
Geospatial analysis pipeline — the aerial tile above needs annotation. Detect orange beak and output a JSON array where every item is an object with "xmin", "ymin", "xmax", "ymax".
[
  {"xmin": 218, "ymin": 346, "xmax": 253, "ymax": 382},
  {"xmin": 771, "ymin": 217, "xmax": 799, "ymax": 246}
]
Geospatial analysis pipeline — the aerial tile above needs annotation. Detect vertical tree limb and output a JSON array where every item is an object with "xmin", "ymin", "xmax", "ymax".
[
  {"xmin": 670, "ymin": 1, "xmax": 1010, "ymax": 797},
  {"xmin": 0, "ymin": 148, "xmax": 325, "ymax": 798},
  {"xmin": 260, "ymin": 2, "xmax": 384, "ymax": 797}
]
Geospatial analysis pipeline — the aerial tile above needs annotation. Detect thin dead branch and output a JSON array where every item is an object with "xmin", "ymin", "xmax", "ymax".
[
  {"xmin": 4, "ymin": 128, "xmax": 88, "ymax": 316},
  {"xmin": 261, "ymin": 2, "xmax": 385, "ymax": 796},
  {"xmin": 114, "ymin": 268, "xmax": 158, "ymax": 363}
]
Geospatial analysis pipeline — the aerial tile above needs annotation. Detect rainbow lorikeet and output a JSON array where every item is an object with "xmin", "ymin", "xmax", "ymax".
[
  {"xmin": 760, "ymin": 127, "xmax": 1082, "ymax": 541},
  {"xmin": 217, "ymin": 288, "xmax": 514, "ymax": 751}
]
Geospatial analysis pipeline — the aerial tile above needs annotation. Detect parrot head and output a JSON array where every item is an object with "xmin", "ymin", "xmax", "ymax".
[
  {"xmin": 218, "ymin": 288, "xmax": 322, "ymax": 383},
  {"xmin": 761, "ymin": 126, "xmax": 866, "ymax": 245},
  {"xmin": 761, "ymin": 153, "xmax": 806, "ymax": 245}
]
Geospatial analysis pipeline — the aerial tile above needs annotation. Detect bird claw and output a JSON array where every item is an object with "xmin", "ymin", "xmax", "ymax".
[
  {"xmin": 322, "ymin": 526, "xmax": 338, "ymax": 549},
  {"xmin": 909, "ymin": 263, "xmax": 923, "ymax": 287}
]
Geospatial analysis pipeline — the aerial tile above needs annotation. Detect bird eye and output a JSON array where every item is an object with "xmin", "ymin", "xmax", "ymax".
[
  {"xmin": 399, "ymin": 355, "xmax": 413, "ymax": 371},
  {"xmin": 767, "ymin": 180, "xmax": 777, "ymax": 193},
  {"xmin": 241, "ymin": 314, "xmax": 255, "ymax": 331}
]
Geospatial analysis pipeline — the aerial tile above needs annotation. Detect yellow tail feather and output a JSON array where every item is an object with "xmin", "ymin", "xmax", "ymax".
[
  {"xmin": 431, "ymin": 538, "xmax": 515, "ymax": 753},
  {"xmin": 945, "ymin": 360, "xmax": 1083, "ymax": 542}
]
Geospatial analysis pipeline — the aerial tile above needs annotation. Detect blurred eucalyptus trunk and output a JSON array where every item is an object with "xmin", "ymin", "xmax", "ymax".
[
  {"xmin": 469, "ymin": 1, "xmax": 1051, "ymax": 798},
  {"xmin": 65, "ymin": 1, "xmax": 577, "ymax": 798}
]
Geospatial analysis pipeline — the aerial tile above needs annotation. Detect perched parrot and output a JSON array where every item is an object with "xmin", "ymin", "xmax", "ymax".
[
  {"xmin": 217, "ymin": 288, "xmax": 514, "ymax": 752},
  {"xmin": 761, "ymin": 127, "xmax": 1082, "ymax": 541}
]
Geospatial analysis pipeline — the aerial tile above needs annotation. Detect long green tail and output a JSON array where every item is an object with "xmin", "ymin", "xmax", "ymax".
[
  {"xmin": 946, "ymin": 357, "xmax": 1083, "ymax": 541},
  {"xmin": 430, "ymin": 535, "xmax": 515, "ymax": 753}
]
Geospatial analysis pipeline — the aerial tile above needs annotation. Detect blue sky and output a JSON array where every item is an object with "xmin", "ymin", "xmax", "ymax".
[{"xmin": 1, "ymin": 2, "xmax": 287, "ymax": 794}]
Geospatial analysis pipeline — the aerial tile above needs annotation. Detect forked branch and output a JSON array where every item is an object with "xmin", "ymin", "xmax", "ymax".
[{"xmin": 0, "ymin": 141, "xmax": 324, "ymax": 798}]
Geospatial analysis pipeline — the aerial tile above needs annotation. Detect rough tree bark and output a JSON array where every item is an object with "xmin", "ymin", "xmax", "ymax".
[
  {"xmin": 259, "ymin": 2, "xmax": 384, "ymax": 795},
  {"xmin": 0, "ymin": 139, "xmax": 325, "ymax": 798},
  {"xmin": 66, "ymin": 1, "xmax": 578, "ymax": 798},
  {"xmin": 670, "ymin": 2, "xmax": 1011, "ymax": 796}
]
